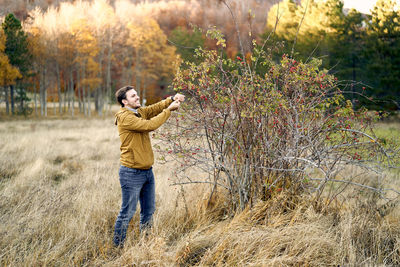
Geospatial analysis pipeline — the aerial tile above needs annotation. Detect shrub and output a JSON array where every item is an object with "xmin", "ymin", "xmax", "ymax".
[{"xmin": 157, "ymin": 29, "xmax": 399, "ymax": 212}]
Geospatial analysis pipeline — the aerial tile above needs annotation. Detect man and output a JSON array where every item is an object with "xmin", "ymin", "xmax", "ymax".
[{"xmin": 113, "ymin": 85, "xmax": 184, "ymax": 247}]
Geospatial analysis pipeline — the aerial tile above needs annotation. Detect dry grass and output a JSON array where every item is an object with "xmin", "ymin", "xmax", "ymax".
[{"xmin": 0, "ymin": 117, "xmax": 399, "ymax": 266}]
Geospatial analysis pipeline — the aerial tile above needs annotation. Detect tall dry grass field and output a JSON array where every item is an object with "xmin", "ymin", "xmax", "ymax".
[{"xmin": 0, "ymin": 117, "xmax": 399, "ymax": 266}]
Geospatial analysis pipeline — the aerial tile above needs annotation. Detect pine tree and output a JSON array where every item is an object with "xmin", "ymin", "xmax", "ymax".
[
  {"xmin": 325, "ymin": 1, "xmax": 365, "ymax": 106},
  {"xmin": 0, "ymin": 28, "xmax": 22, "ymax": 115},
  {"xmin": 169, "ymin": 26, "xmax": 205, "ymax": 64},
  {"xmin": 364, "ymin": 0, "xmax": 400, "ymax": 110},
  {"xmin": 1, "ymin": 13, "xmax": 32, "ymax": 115}
]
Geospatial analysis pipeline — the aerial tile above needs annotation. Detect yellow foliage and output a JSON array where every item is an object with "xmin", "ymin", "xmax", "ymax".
[
  {"xmin": 80, "ymin": 57, "xmax": 101, "ymax": 89},
  {"xmin": 71, "ymin": 18, "xmax": 99, "ymax": 59},
  {"xmin": 127, "ymin": 18, "xmax": 177, "ymax": 83},
  {"xmin": 370, "ymin": 0, "xmax": 400, "ymax": 34},
  {"xmin": 266, "ymin": 0, "xmax": 334, "ymax": 41},
  {"xmin": 57, "ymin": 32, "xmax": 76, "ymax": 69},
  {"xmin": 70, "ymin": 18, "xmax": 101, "ymax": 91},
  {"xmin": 27, "ymin": 26, "xmax": 47, "ymax": 66}
]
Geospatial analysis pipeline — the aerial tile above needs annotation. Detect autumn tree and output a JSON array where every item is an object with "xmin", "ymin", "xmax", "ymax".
[
  {"xmin": 127, "ymin": 19, "xmax": 177, "ymax": 104},
  {"xmin": 41, "ymin": 6, "xmax": 64, "ymax": 116},
  {"xmin": 17, "ymin": 0, "xmax": 275, "ymax": 117},
  {"xmin": 26, "ymin": 26, "xmax": 47, "ymax": 116},
  {"xmin": 72, "ymin": 18, "xmax": 101, "ymax": 117},
  {"xmin": 0, "ymin": 28, "xmax": 22, "ymax": 115},
  {"xmin": 87, "ymin": 0, "xmax": 117, "ymax": 115},
  {"xmin": 264, "ymin": 0, "xmax": 338, "ymax": 62}
]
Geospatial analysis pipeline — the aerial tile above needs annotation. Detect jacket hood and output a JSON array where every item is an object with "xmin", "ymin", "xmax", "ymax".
[
  {"xmin": 115, "ymin": 108, "xmax": 140, "ymax": 125},
  {"xmin": 115, "ymin": 108, "xmax": 128, "ymax": 125}
]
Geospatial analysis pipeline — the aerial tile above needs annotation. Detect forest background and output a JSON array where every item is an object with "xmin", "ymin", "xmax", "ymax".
[{"xmin": 0, "ymin": 0, "xmax": 399, "ymax": 117}]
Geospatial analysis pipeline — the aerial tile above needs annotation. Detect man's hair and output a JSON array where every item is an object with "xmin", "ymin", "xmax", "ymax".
[{"xmin": 115, "ymin": 86, "xmax": 135, "ymax": 107}]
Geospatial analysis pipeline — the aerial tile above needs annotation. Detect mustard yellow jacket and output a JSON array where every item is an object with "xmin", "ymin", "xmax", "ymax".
[{"xmin": 115, "ymin": 98, "xmax": 173, "ymax": 169}]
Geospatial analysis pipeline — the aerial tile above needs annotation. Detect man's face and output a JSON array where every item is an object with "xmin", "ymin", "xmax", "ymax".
[{"xmin": 122, "ymin": 89, "xmax": 141, "ymax": 109}]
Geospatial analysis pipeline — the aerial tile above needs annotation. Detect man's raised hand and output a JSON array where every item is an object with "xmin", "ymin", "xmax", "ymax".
[
  {"xmin": 167, "ymin": 100, "xmax": 181, "ymax": 111},
  {"xmin": 173, "ymin": 93, "xmax": 185, "ymax": 103}
]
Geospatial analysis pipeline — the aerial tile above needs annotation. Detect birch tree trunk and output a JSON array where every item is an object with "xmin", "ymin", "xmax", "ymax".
[
  {"xmin": 142, "ymin": 79, "xmax": 147, "ymax": 106},
  {"xmin": 34, "ymin": 82, "xmax": 37, "ymax": 116},
  {"xmin": 126, "ymin": 48, "xmax": 133, "ymax": 86},
  {"xmin": 94, "ymin": 89, "xmax": 98, "ymax": 113},
  {"xmin": 87, "ymin": 87, "xmax": 91, "ymax": 117},
  {"xmin": 106, "ymin": 33, "xmax": 113, "ymax": 114},
  {"xmin": 53, "ymin": 71, "xmax": 57, "ymax": 115},
  {"xmin": 67, "ymin": 74, "xmax": 70, "ymax": 114},
  {"xmin": 96, "ymin": 46, "xmax": 104, "ymax": 115},
  {"xmin": 82, "ymin": 65, "xmax": 87, "ymax": 116},
  {"xmin": 135, "ymin": 49, "xmax": 141, "ymax": 103},
  {"xmin": 10, "ymin": 85, "xmax": 14, "ymax": 115},
  {"xmin": 53, "ymin": 91, "xmax": 56, "ymax": 115},
  {"xmin": 44, "ymin": 67, "xmax": 47, "ymax": 117},
  {"xmin": 4, "ymin": 86, "xmax": 9, "ymax": 115},
  {"xmin": 70, "ymin": 70, "xmax": 74, "ymax": 117},
  {"xmin": 39, "ymin": 67, "xmax": 48, "ymax": 117},
  {"xmin": 77, "ymin": 67, "xmax": 82, "ymax": 113},
  {"xmin": 63, "ymin": 78, "xmax": 67, "ymax": 113},
  {"xmin": 98, "ymin": 87, "xmax": 103, "ymax": 116},
  {"xmin": 40, "ymin": 68, "xmax": 44, "ymax": 116},
  {"xmin": 18, "ymin": 82, "xmax": 24, "ymax": 114},
  {"xmin": 56, "ymin": 62, "xmax": 62, "ymax": 115}
]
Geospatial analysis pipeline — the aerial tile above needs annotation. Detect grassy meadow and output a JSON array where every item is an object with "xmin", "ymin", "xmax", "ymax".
[{"xmin": 0, "ymin": 115, "xmax": 399, "ymax": 266}]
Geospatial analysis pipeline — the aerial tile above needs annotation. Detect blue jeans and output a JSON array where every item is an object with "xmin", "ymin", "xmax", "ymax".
[{"xmin": 113, "ymin": 165, "xmax": 156, "ymax": 246}]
